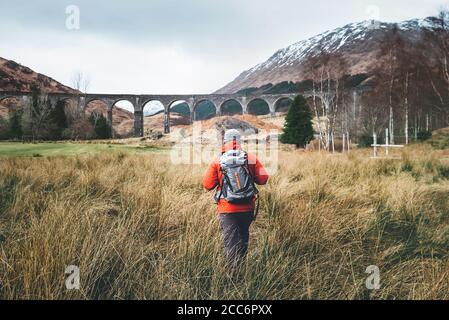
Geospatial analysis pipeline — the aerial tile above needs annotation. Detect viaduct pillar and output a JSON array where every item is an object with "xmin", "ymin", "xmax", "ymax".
[
  {"xmin": 241, "ymin": 97, "xmax": 248, "ymax": 115},
  {"xmin": 164, "ymin": 109, "xmax": 170, "ymax": 134},
  {"xmin": 107, "ymin": 109, "xmax": 113, "ymax": 126},
  {"xmin": 107, "ymin": 108, "xmax": 113, "ymax": 137},
  {"xmin": 268, "ymin": 101, "xmax": 276, "ymax": 117},
  {"xmin": 134, "ymin": 110, "xmax": 144, "ymax": 137}
]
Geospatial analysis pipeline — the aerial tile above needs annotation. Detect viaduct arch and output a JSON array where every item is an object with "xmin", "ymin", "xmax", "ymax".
[{"xmin": 0, "ymin": 91, "xmax": 305, "ymax": 137}]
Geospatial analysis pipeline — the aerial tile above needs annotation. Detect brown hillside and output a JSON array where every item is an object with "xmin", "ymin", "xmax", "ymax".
[
  {"xmin": 0, "ymin": 57, "xmax": 75, "ymax": 93},
  {"xmin": 0, "ymin": 57, "xmax": 133, "ymax": 126}
]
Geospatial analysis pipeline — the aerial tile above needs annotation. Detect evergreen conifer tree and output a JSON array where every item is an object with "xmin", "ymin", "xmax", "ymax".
[
  {"xmin": 89, "ymin": 112, "xmax": 111, "ymax": 139},
  {"xmin": 8, "ymin": 111, "xmax": 23, "ymax": 139},
  {"xmin": 49, "ymin": 100, "xmax": 68, "ymax": 139},
  {"xmin": 280, "ymin": 95, "xmax": 314, "ymax": 148}
]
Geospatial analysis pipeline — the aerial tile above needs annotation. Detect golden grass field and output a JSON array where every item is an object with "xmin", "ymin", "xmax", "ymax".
[{"xmin": 0, "ymin": 143, "xmax": 449, "ymax": 299}]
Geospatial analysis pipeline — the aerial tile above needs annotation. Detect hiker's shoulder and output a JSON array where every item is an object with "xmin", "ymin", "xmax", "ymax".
[
  {"xmin": 244, "ymin": 151, "xmax": 259, "ymax": 164},
  {"xmin": 210, "ymin": 155, "xmax": 220, "ymax": 165}
]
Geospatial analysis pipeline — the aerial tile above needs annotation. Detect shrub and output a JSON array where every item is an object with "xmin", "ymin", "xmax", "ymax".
[
  {"xmin": 62, "ymin": 118, "xmax": 96, "ymax": 140},
  {"xmin": 417, "ymin": 130, "xmax": 432, "ymax": 142},
  {"xmin": 358, "ymin": 133, "xmax": 373, "ymax": 148},
  {"xmin": 8, "ymin": 110, "xmax": 22, "ymax": 139},
  {"xmin": 0, "ymin": 117, "xmax": 9, "ymax": 140},
  {"xmin": 438, "ymin": 165, "xmax": 449, "ymax": 180},
  {"xmin": 89, "ymin": 113, "xmax": 111, "ymax": 139},
  {"xmin": 48, "ymin": 100, "xmax": 68, "ymax": 140}
]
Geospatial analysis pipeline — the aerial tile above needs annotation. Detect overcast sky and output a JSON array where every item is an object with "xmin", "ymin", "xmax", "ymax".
[{"xmin": 0, "ymin": 0, "xmax": 447, "ymax": 95}]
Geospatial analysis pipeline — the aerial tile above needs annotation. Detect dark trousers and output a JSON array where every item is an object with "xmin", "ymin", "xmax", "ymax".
[{"xmin": 219, "ymin": 212, "xmax": 254, "ymax": 270}]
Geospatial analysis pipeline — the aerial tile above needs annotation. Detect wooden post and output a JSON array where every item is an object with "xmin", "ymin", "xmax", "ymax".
[
  {"xmin": 347, "ymin": 132, "xmax": 350, "ymax": 152},
  {"xmin": 342, "ymin": 133, "xmax": 346, "ymax": 153},
  {"xmin": 331, "ymin": 132, "xmax": 335, "ymax": 153},
  {"xmin": 385, "ymin": 128, "xmax": 389, "ymax": 157},
  {"xmin": 373, "ymin": 133, "xmax": 377, "ymax": 158}
]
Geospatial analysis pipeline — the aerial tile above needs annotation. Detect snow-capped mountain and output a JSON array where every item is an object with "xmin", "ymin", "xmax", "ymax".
[{"xmin": 216, "ymin": 16, "xmax": 446, "ymax": 93}]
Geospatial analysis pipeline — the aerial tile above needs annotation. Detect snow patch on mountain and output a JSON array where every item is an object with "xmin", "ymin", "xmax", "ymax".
[
  {"xmin": 249, "ymin": 17, "xmax": 438, "ymax": 74},
  {"xmin": 218, "ymin": 16, "xmax": 444, "ymax": 93}
]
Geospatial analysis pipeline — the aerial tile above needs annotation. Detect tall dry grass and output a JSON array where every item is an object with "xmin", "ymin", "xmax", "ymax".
[{"xmin": 0, "ymin": 145, "xmax": 449, "ymax": 299}]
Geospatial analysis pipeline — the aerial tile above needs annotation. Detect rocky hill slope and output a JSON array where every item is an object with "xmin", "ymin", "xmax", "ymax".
[
  {"xmin": 0, "ymin": 57, "xmax": 75, "ymax": 93},
  {"xmin": 0, "ymin": 57, "xmax": 133, "ymax": 124}
]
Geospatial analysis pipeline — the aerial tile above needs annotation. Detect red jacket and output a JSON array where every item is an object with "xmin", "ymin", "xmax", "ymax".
[{"xmin": 202, "ymin": 141, "xmax": 269, "ymax": 214}]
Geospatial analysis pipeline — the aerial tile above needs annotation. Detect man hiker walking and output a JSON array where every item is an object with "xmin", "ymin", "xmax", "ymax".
[{"xmin": 202, "ymin": 129, "xmax": 269, "ymax": 271}]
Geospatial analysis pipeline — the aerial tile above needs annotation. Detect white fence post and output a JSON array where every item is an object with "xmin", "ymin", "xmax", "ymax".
[
  {"xmin": 385, "ymin": 128, "xmax": 389, "ymax": 157},
  {"xmin": 331, "ymin": 132, "xmax": 335, "ymax": 153},
  {"xmin": 347, "ymin": 132, "xmax": 350, "ymax": 152},
  {"xmin": 373, "ymin": 133, "xmax": 377, "ymax": 158},
  {"xmin": 371, "ymin": 129, "xmax": 403, "ymax": 158}
]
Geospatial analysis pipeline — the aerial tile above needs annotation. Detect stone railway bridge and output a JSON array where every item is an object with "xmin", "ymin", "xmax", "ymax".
[{"xmin": 0, "ymin": 91, "xmax": 307, "ymax": 137}]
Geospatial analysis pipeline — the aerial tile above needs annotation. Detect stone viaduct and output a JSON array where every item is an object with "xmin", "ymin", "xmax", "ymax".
[{"xmin": 0, "ymin": 91, "xmax": 302, "ymax": 137}]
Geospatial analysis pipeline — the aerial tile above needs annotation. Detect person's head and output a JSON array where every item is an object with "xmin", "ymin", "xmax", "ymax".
[{"xmin": 223, "ymin": 129, "xmax": 241, "ymax": 144}]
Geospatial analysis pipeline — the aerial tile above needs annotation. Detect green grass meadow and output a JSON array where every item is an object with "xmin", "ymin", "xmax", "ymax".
[{"xmin": 0, "ymin": 142, "xmax": 164, "ymax": 157}]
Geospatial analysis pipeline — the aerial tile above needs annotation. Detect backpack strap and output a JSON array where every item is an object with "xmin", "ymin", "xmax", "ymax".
[
  {"xmin": 243, "ymin": 152, "xmax": 260, "ymax": 220},
  {"xmin": 214, "ymin": 152, "xmax": 226, "ymax": 203},
  {"xmin": 243, "ymin": 152, "xmax": 259, "ymax": 195},
  {"xmin": 214, "ymin": 166, "xmax": 225, "ymax": 204}
]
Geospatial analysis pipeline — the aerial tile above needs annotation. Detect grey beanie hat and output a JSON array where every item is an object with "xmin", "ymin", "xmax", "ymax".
[{"xmin": 223, "ymin": 129, "xmax": 241, "ymax": 144}]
